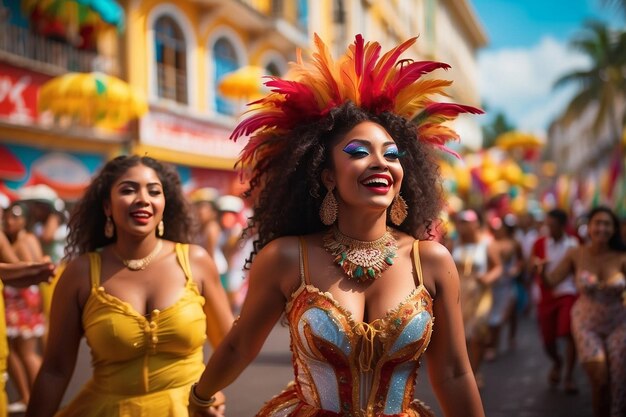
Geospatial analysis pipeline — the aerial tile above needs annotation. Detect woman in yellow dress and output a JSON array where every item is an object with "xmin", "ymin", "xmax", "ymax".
[
  {"xmin": 188, "ymin": 35, "xmax": 485, "ymax": 417},
  {"xmin": 26, "ymin": 155, "xmax": 233, "ymax": 417}
]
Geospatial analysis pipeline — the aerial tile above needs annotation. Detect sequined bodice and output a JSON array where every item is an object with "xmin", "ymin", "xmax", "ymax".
[{"xmin": 283, "ymin": 240, "xmax": 434, "ymax": 417}]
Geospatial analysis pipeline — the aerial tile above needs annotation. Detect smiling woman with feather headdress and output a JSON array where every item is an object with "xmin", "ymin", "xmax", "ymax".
[{"xmin": 188, "ymin": 34, "xmax": 485, "ymax": 417}]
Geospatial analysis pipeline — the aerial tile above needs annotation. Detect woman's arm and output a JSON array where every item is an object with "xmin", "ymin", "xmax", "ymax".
[
  {"xmin": 25, "ymin": 257, "xmax": 88, "ymax": 417},
  {"xmin": 0, "ymin": 231, "xmax": 19, "ymax": 263},
  {"xmin": 544, "ymin": 247, "xmax": 576, "ymax": 287},
  {"xmin": 188, "ymin": 244, "xmax": 234, "ymax": 347},
  {"xmin": 422, "ymin": 241, "xmax": 485, "ymax": 417},
  {"xmin": 0, "ymin": 261, "xmax": 54, "ymax": 285},
  {"xmin": 480, "ymin": 241, "xmax": 502, "ymax": 285},
  {"xmin": 190, "ymin": 237, "xmax": 299, "ymax": 412}
]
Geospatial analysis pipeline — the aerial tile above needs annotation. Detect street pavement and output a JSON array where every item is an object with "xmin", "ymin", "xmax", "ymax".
[{"xmin": 9, "ymin": 314, "xmax": 592, "ymax": 417}]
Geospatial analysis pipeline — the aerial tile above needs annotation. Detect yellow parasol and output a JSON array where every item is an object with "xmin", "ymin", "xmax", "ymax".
[
  {"xmin": 495, "ymin": 131, "xmax": 544, "ymax": 150},
  {"xmin": 38, "ymin": 72, "xmax": 147, "ymax": 129},
  {"xmin": 217, "ymin": 65, "xmax": 267, "ymax": 101}
]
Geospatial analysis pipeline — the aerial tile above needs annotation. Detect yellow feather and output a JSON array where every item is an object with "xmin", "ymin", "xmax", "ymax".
[{"xmin": 394, "ymin": 79, "xmax": 453, "ymax": 117}]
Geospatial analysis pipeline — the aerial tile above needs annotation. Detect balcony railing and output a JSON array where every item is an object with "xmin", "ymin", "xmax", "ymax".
[{"xmin": 0, "ymin": 22, "xmax": 100, "ymax": 74}]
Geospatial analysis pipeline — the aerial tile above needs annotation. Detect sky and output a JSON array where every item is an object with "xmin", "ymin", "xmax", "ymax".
[{"xmin": 472, "ymin": 0, "xmax": 624, "ymax": 135}]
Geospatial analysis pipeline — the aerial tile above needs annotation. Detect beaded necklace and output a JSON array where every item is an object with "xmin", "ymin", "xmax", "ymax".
[{"xmin": 323, "ymin": 226, "xmax": 397, "ymax": 283}]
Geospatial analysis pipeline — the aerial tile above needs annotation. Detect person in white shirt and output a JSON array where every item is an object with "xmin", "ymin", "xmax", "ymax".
[{"xmin": 531, "ymin": 209, "xmax": 579, "ymax": 394}]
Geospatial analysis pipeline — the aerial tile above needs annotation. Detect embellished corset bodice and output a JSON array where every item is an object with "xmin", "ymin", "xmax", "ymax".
[{"xmin": 278, "ymin": 240, "xmax": 434, "ymax": 417}]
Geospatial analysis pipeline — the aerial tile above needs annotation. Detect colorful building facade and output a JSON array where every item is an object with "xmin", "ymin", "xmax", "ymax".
[
  {"xmin": 0, "ymin": 0, "xmax": 486, "ymax": 199},
  {"xmin": 0, "ymin": 0, "xmax": 126, "ymax": 200}
]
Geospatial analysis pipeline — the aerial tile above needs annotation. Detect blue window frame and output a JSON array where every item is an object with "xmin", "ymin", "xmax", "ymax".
[{"xmin": 213, "ymin": 37, "xmax": 238, "ymax": 115}]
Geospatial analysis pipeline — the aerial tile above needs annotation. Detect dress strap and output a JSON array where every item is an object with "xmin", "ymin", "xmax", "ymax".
[
  {"xmin": 175, "ymin": 243, "xmax": 193, "ymax": 282},
  {"xmin": 412, "ymin": 240, "xmax": 424, "ymax": 288},
  {"xmin": 87, "ymin": 252, "xmax": 101, "ymax": 289},
  {"xmin": 298, "ymin": 237, "xmax": 311, "ymax": 285}
]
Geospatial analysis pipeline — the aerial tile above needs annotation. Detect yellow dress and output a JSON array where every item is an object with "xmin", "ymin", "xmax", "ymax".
[{"xmin": 56, "ymin": 243, "xmax": 207, "ymax": 417}]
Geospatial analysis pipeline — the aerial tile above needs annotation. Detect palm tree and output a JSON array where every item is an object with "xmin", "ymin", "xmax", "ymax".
[
  {"xmin": 600, "ymin": 0, "xmax": 626, "ymax": 20},
  {"xmin": 554, "ymin": 20, "xmax": 626, "ymax": 143}
]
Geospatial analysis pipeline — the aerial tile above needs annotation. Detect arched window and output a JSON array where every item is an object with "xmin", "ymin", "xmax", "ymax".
[
  {"xmin": 213, "ymin": 37, "xmax": 239, "ymax": 115},
  {"xmin": 154, "ymin": 15, "xmax": 187, "ymax": 104},
  {"xmin": 271, "ymin": 0, "xmax": 283, "ymax": 17}
]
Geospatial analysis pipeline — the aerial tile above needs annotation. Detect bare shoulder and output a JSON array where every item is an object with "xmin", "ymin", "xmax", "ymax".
[
  {"xmin": 61, "ymin": 254, "xmax": 91, "ymax": 285},
  {"xmin": 55, "ymin": 254, "xmax": 92, "ymax": 303},
  {"xmin": 180, "ymin": 243, "xmax": 219, "ymax": 290},
  {"xmin": 417, "ymin": 239, "xmax": 453, "ymax": 264},
  {"xmin": 187, "ymin": 242, "xmax": 214, "ymax": 266},
  {"xmin": 250, "ymin": 236, "xmax": 301, "ymax": 292},
  {"xmin": 416, "ymin": 240, "xmax": 456, "ymax": 296},
  {"xmin": 255, "ymin": 236, "xmax": 300, "ymax": 266}
]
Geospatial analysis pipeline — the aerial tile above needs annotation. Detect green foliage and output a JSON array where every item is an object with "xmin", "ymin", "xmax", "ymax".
[
  {"xmin": 481, "ymin": 110, "xmax": 516, "ymax": 149},
  {"xmin": 600, "ymin": 0, "xmax": 626, "ymax": 20},
  {"xmin": 553, "ymin": 20, "xmax": 626, "ymax": 143}
]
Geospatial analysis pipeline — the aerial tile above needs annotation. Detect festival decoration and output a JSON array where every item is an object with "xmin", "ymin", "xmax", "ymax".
[
  {"xmin": 38, "ymin": 72, "xmax": 147, "ymax": 129},
  {"xmin": 218, "ymin": 65, "xmax": 268, "ymax": 101}
]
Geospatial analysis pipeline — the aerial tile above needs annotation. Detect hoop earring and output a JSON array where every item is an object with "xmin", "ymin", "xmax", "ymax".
[
  {"xmin": 390, "ymin": 194, "xmax": 408, "ymax": 225},
  {"xmin": 104, "ymin": 216, "xmax": 114, "ymax": 238},
  {"xmin": 157, "ymin": 220, "xmax": 164, "ymax": 237},
  {"xmin": 319, "ymin": 187, "xmax": 338, "ymax": 226}
]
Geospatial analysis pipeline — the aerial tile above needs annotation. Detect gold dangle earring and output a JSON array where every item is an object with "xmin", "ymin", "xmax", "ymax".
[
  {"xmin": 319, "ymin": 187, "xmax": 338, "ymax": 226},
  {"xmin": 104, "ymin": 216, "xmax": 115, "ymax": 238},
  {"xmin": 390, "ymin": 194, "xmax": 408, "ymax": 225},
  {"xmin": 157, "ymin": 220, "xmax": 164, "ymax": 237}
]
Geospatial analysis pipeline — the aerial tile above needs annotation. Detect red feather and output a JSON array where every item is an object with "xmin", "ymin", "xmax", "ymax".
[{"xmin": 231, "ymin": 34, "xmax": 483, "ymax": 171}]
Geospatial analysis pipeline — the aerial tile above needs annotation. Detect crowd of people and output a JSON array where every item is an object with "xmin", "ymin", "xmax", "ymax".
[
  {"xmin": 0, "ymin": 33, "xmax": 623, "ymax": 417},
  {"xmin": 445, "ymin": 205, "xmax": 626, "ymax": 417}
]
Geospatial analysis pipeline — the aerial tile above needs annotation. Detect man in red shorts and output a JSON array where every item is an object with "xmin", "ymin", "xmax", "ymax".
[{"xmin": 531, "ymin": 209, "xmax": 579, "ymax": 394}]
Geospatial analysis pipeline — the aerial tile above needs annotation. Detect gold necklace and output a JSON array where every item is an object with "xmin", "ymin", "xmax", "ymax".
[
  {"xmin": 115, "ymin": 239, "xmax": 163, "ymax": 271},
  {"xmin": 323, "ymin": 226, "xmax": 397, "ymax": 283}
]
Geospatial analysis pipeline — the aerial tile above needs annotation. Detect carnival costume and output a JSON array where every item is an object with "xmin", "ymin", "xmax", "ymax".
[
  {"xmin": 257, "ymin": 239, "xmax": 434, "ymax": 417},
  {"xmin": 571, "ymin": 269, "xmax": 626, "ymax": 417},
  {"xmin": 230, "ymin": 34, "xmax": 481, "ymax": 417},
  {"xmin": 55, "ymin": 244, "xmax": 206, "ymax": 417}
]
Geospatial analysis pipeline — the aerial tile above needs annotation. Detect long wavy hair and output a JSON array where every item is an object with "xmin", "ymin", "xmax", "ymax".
[
  {"xmin": 587, "ymin": 206, "xmax": 626, "ymax": 251},
  {"xmin": 245, "ymin": 101, "xmax": 445, "ymax": 265},
  {"xmin": 65, "ymin": 155, "xmax": 193, "ymax": 259}
]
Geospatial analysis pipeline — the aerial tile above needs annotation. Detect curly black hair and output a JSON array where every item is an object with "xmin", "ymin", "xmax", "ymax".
[
  {"xmin": 245, "ymin": 101, "xmax": 445, "ymax": 265},
  {"xmin": 64, "ymin": 155, "xmax": 194, "ymax": 259}
]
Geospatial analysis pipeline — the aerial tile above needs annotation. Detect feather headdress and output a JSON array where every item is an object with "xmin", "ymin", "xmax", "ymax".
[{"xmin": 231, "ymin": 34, "xmax": 483, "ymax": 165}]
